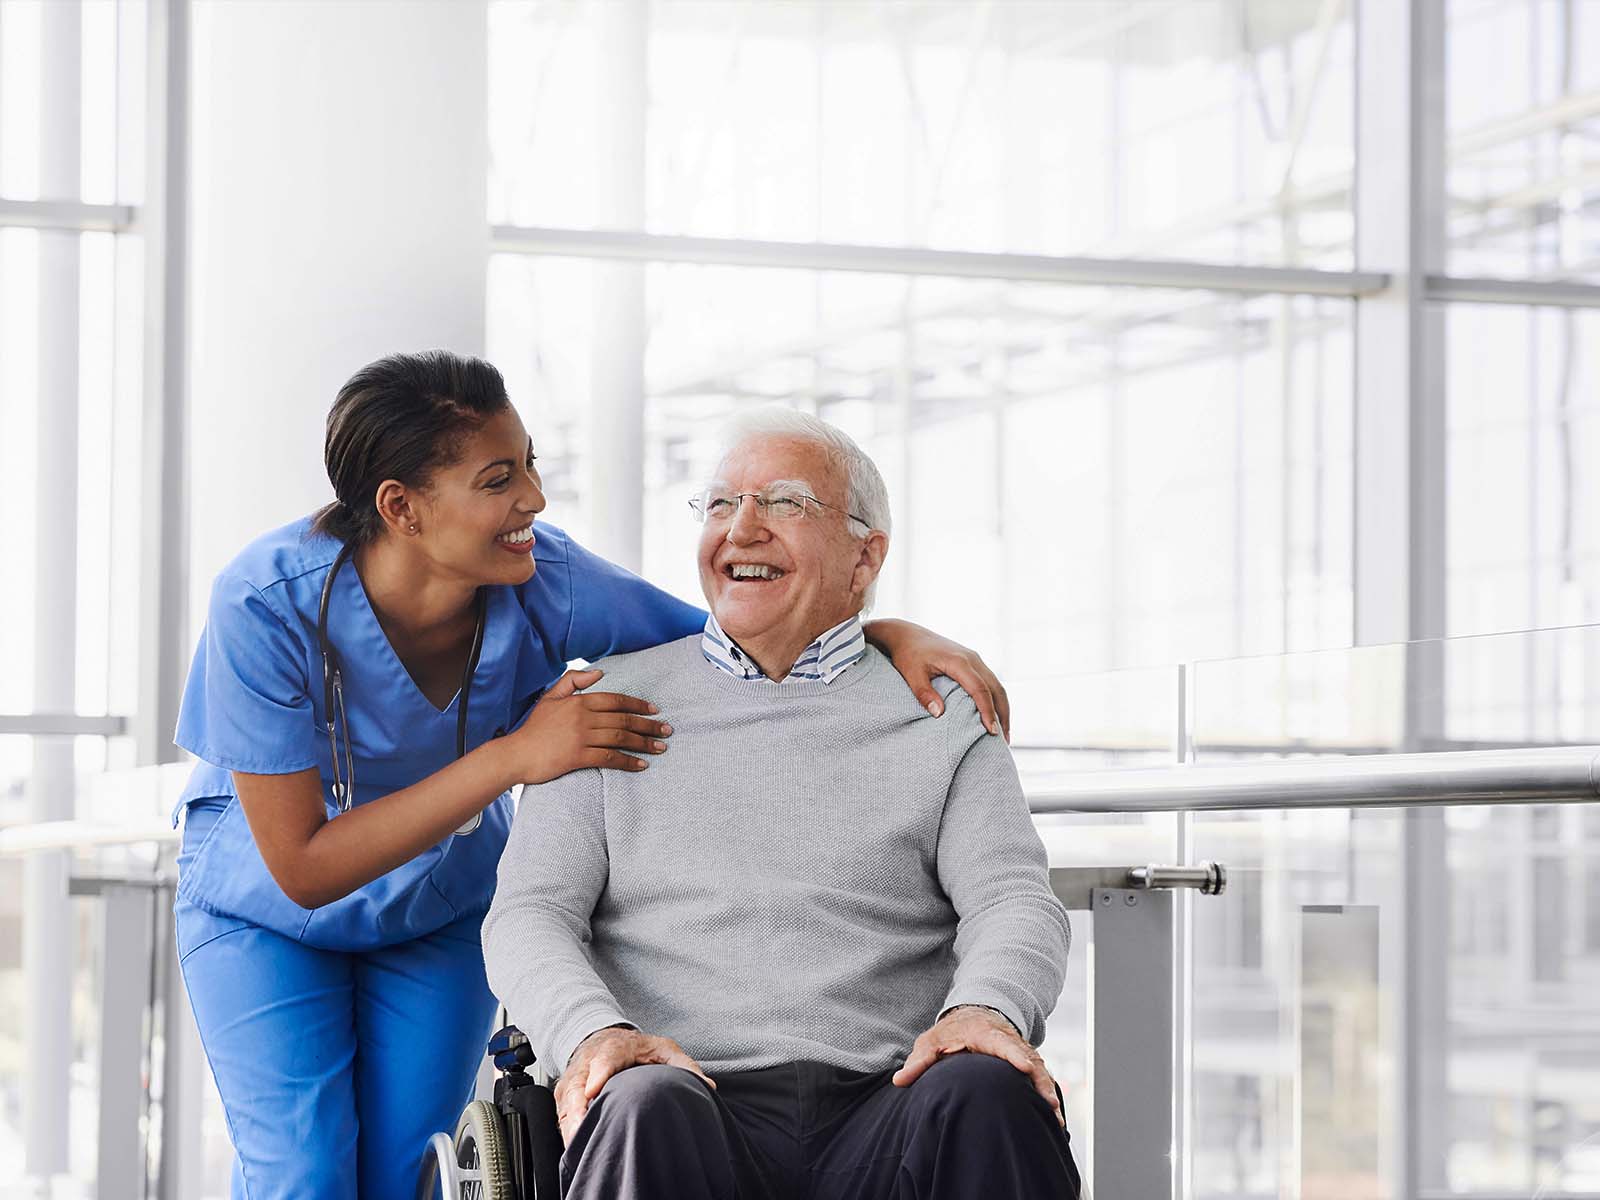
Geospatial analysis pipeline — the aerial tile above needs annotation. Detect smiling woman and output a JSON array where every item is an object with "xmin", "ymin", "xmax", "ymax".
[{"xmin": 170, "ymin": 349, "xmax": 701, "ymax": 1198}]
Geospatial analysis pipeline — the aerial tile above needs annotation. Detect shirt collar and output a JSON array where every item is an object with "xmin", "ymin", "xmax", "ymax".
[{"xmin": 701, "ymin": 612, "xmax": 867, "ymax": 685}]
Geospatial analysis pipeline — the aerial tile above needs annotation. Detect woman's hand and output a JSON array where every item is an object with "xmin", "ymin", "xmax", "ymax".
[
  {"xmin": 862, "ymin": 619, "xmax": 1010, "ymax": 741},
  {"xmin": 502, "ymin": 668, "xmax": 672, "ymax": 784}
]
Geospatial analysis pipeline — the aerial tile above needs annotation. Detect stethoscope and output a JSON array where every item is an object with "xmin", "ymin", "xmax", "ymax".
[{"xmin": 317, "ymin": 542, "xmax": 489, "ymax": 835}]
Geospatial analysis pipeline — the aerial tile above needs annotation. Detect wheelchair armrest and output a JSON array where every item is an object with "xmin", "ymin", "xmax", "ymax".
[{"xmin": 498, "ymin": 1073, "xmax": 563, "ymax": 1200}]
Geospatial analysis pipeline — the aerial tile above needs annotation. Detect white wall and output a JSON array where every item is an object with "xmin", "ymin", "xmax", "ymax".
[{"xmin": 187, "ymin": 0, "xmax": 488, "ymax": 619}]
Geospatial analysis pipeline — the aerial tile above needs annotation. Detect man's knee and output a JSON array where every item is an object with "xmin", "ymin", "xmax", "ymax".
[
  {"xmin": 903, "ymin": 1055, "xmax": 1080, "ymax": 1198},
  {"xmin": 912, "ymin": 1053, "xmax": 1047, "ymax": 1121},
  {"xmin": 563, "ymin": 1066, "xmax": 733, "ymax": 1200},
  {"xmin": 591, "ymin": 1064, "xmax": 717, "ymax": 1126}
]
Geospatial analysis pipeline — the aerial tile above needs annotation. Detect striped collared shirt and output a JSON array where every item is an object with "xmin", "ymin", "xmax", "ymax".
[{"xmin": 701, "ymin": 612, "xmax": 867, "ymax": 684}]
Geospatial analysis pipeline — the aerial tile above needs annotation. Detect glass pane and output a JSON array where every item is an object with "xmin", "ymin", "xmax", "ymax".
[
  {"xmin": 1446, "ymin": 0, "xmax": 1600, "ymax": 282},
  {"xmin": 0, "ymin": 226, "xmax": 145, "ymax": 719},
  {"xmin": 1446, "ymin": 304, "xmax": 1600, "ymax": 641},
  {"xmin": 0, "ymin": 228, "xmax": 41, "ymax": 712},
  {"xmin": 0, "ymin": 735, "xmax": 153, "ymax": 1196},
  {"xmin": 1188, "ymin": 631, "xmax": 1600, "ymax": 1198},
  {"xmin": 0, "ymin": 0, "xmax": 43, "ymax": 199},
  {"xmin": 0, "ymin": 0, "xmax": 144, "ymax": 204},
  {"xmin": 1188, "ymin": 805, "xmax": 1398, "ymax": 1200},
  {"xmin": 488, "ymin": 256, "xmax": 1355, "ymax": 687},
  {"xmin": 489, "ymin": 0, "xmax": 1354, "ymax": 268}
]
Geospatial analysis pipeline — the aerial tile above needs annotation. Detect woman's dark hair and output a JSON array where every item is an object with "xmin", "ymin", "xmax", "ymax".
[{"xmin": 312, "ymin": 350, "xmax": 511, "ymax": 546}]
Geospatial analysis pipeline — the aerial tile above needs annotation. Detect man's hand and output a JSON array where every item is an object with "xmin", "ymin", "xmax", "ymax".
[
  {"xmin": 891, "ymin": 1005, "xmax": 1063, "ymax": 1125},
  {"xmin": 555, "ymin": 1027, "xmax": 715, "ymax": 1144}
]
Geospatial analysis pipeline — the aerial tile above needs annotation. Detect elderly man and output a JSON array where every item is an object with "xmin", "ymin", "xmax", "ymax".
[{"xmin": 482, "ymin": 408, "xmax": 1079, "ymax": 1200}]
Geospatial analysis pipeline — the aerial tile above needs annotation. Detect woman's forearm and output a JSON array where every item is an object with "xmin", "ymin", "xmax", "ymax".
[{"xmin": 276, "ymin": 740, "xmax": 519, "ymax": 909}]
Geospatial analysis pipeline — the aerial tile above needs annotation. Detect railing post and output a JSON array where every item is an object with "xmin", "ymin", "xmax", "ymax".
[
  {"xmin": 81, "ymin": 880, "xmax": 156, "ymax": 1200},
  {"xmin": 1088, "ymin": 887, "xmax": 1177, "ymax": 1200}
]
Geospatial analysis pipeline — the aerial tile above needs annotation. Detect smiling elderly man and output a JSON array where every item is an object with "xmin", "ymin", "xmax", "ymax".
[{"xmin": 482, "ymin": 408, "xmax": 1079, "ymax": 1200}]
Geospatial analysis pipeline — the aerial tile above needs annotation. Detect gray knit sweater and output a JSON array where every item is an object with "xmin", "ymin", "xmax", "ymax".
[{"xmin": 482, "ymin": 633, "xmax": 1070, "ymax": 1077}]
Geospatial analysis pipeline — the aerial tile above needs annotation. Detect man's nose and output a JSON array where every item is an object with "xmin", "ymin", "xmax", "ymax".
[{"xmin": 726, "ymin": 495, "xmax": 768, "ymax": 544}]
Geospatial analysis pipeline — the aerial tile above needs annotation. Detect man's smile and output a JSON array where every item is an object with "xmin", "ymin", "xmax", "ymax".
[{"xmin": 725, "ymin": 563, "xmax": 787, "ymax": 581}]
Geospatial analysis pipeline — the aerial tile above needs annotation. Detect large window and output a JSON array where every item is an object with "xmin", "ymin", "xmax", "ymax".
[
  {"xmin": 490, "ymin": 1, "xmax": 1354, "ymax": 266},
  {"xmin": 486, "ymin": 3, "xmax": 1600, "ymax": 1199},
  {"xmin": 1, "ymin": 0, "xmax": 152, "ymax": 1191}
]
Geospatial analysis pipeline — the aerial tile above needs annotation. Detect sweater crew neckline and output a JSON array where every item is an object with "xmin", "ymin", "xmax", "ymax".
[{"xmin": 682, "ymin": 630, "xmax": 885, "ymax": 698}]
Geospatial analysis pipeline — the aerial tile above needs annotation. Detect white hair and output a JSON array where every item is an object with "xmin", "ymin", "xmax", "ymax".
[{"xmin": 711, "ymin": 405, "xmax": 891, "ymax": 610}]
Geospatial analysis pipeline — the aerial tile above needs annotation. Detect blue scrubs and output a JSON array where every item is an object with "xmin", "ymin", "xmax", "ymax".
[{"xmin": 172, "ymin": 515, "xmax": 704, "ymax": 1199}]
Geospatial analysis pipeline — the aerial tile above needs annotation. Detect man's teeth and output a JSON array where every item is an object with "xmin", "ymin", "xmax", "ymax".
[
  {"xmin": 497, "ymin": 526, "xmax": 534, "ymax": 544},
  {"xmin": 729, "ymin": 564, "xmax": 783, "ymax": 580}
]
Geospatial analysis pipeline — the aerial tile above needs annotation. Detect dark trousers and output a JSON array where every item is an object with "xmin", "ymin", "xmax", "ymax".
[{"xmin": 560, "ymin": 1053, "xmax": 1082, "ymax": 1200}]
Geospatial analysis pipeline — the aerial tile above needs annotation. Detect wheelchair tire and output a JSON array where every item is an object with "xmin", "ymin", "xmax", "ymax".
[{"xmin": 454, "ymin": 1099, "xmax": 514, "ymax": 1200}]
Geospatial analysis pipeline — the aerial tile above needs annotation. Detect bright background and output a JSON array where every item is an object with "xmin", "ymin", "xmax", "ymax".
[{"xmin": 4, "ymin": 1, "xmax": 1600, "ymax": 1197}]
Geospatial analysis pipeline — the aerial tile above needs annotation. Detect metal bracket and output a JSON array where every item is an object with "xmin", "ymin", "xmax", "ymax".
[
  {"xmin": 1050, "ymin": 862, "xmax": 1227, "ymax": 909},
  {"xmin": 1128, "ymin": 862, "xmax": 1226, "ymax": 895}
]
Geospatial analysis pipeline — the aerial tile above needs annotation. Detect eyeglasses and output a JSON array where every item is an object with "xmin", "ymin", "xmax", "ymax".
[{"xmin": 688, "ymin": 484, "xmax": 869, "ymax": 529}]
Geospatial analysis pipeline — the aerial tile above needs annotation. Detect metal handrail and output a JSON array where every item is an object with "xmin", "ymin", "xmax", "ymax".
[
  {"xmin": 0, "ymin": 820, "xmax": 178, "ymax": 857},
  {"xmin": 1026, "ymin": 744, "xmax": 1600, "ymax": 813},
  {"xmin": 3, "ymin": 745, "xmax": 1597, "ymax": 859}
]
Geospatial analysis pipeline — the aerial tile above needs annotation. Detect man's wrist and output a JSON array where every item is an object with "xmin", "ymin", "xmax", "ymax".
[
  {"xmin": 941, "ymin": 1003, "xmax": 1021, "ymax": 1036},
  {"xmin": 568, "ymin": 1022, "xmax": 634, "ymax": 1064}
]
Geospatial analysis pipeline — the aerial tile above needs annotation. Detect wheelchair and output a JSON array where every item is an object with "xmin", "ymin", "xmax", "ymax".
[
  {"xmin": 415, "ymin": 1024, "xmax": 562, "ymax": 1200},
  {"xmin": 418, "ymin": 1024, "xmax": 1077, "ymax": 1200}
]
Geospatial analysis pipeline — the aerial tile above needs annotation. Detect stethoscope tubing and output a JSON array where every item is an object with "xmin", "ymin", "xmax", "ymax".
[{"xmin": 316, "ymin": 541, "xmax": 488, "ymax": 835}]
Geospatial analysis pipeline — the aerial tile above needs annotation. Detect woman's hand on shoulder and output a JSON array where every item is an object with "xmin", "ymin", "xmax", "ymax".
[
  {"xmin": 502, "ymin": 668, "xmax": 672, "ymax": 784},
  {"xmin": 862, "ymin": 618, "xmax": 1010, "ymax": 740}
]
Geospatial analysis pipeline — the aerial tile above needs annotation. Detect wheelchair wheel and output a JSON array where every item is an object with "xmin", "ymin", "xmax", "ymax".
[{"xmin": 453, "ymin": 1099, "xmax": 514, "ymax": 1200}]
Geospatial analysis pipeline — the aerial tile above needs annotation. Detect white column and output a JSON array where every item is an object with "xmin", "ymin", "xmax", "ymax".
[
  {"xmin": 144, "ymin": 4, "xmax": 206, "ymax": 1191},
  {"xmin": 24, "ymin": 0, "xmax": 81, "ymax": 1181},
  {"xmin": 187, "ymin": 0, "xmax": 489, "ymax": 605},
  {"xmin": 584, "ymin": 0, "xmax": 647, "ymax": 571},
  {"xmin": 1353, "ymin": 0, "xmax": 1446, "ymax": 650},
  {"xmin": 136, "ymin": 0, "xmax": 191, "ymax": 773},
  {"xmin": 1352, "ymin": 6, "xmax": 1449, "ymax": 1200}
]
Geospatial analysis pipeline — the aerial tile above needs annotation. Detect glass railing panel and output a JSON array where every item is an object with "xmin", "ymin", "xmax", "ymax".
[
  {"xmin": 1438, "ymin": 800, "xmax": 1600, "ymax": 1196},
  {"xmin": 2, "ymin": 749, "xmax": 179, "ymax": 1199},
  {"xmin": 1185, "ymin": 805, "xmax": 1401, "ymax": 1200},
  {"xmin": 1189, "ymin": 624, "xmax": 1600, "ymax": 761},
  {"xmin": 1184, "ymin": 627, "xmax": 1600, "ymax": 1199}
]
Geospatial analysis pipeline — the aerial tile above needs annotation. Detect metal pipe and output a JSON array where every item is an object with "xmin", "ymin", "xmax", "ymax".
[
  {"xmin": 1026, "ymin": 745, "xmax": 1600, "ymax": 813},
  {"xmin": 1425, "ymin": 273, "xmax": 1600, "ymax": 310},
  {"xmin": 490, "ymin": 224, "xmax": 1392, "ymax": 298},
  {"xmin": 0, "ymin": 821, "xmax": 179, "ymax": 858},
  {"xmin": 0, "ymin": 198, "xmax": 136, "ymax": 232},
  {"xmin": 1129, "ymin": 863, "xmax": 1227, "ymax": 895},
  {"xmin": 0, "ymin": 714, "xmax": 130, "ymax": 736}
]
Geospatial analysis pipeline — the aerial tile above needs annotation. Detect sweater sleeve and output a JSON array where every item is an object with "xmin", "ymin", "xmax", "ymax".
[
  {"xmin": 933, "ymin": 702, "xmax": 1072, "ymax": 1046},
  {"xmin": 481, "ymin": 769, "xmax": 630, "ymax": 1074}
]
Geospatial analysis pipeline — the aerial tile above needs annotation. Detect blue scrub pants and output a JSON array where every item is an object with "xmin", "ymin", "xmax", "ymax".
[{"xmin": 175, "ymin": 896, "xmax": 497, "ymax": 1199}]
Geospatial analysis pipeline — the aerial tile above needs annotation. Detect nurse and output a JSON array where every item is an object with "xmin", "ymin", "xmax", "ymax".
[{"xmin": 172, "ymin": 350, "xmax": 1011, "ymax": 1199}]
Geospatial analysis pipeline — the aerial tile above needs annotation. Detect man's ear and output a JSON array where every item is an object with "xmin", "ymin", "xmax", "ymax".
[{"xmin": 851, "ymin": 530, "xmax": 889, "ymax": 597}]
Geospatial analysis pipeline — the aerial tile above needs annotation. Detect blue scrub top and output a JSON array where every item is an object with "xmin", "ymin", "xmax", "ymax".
[{"xmin": 173, "ymin": 515, "xmax": 705, "ymax": 951}]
